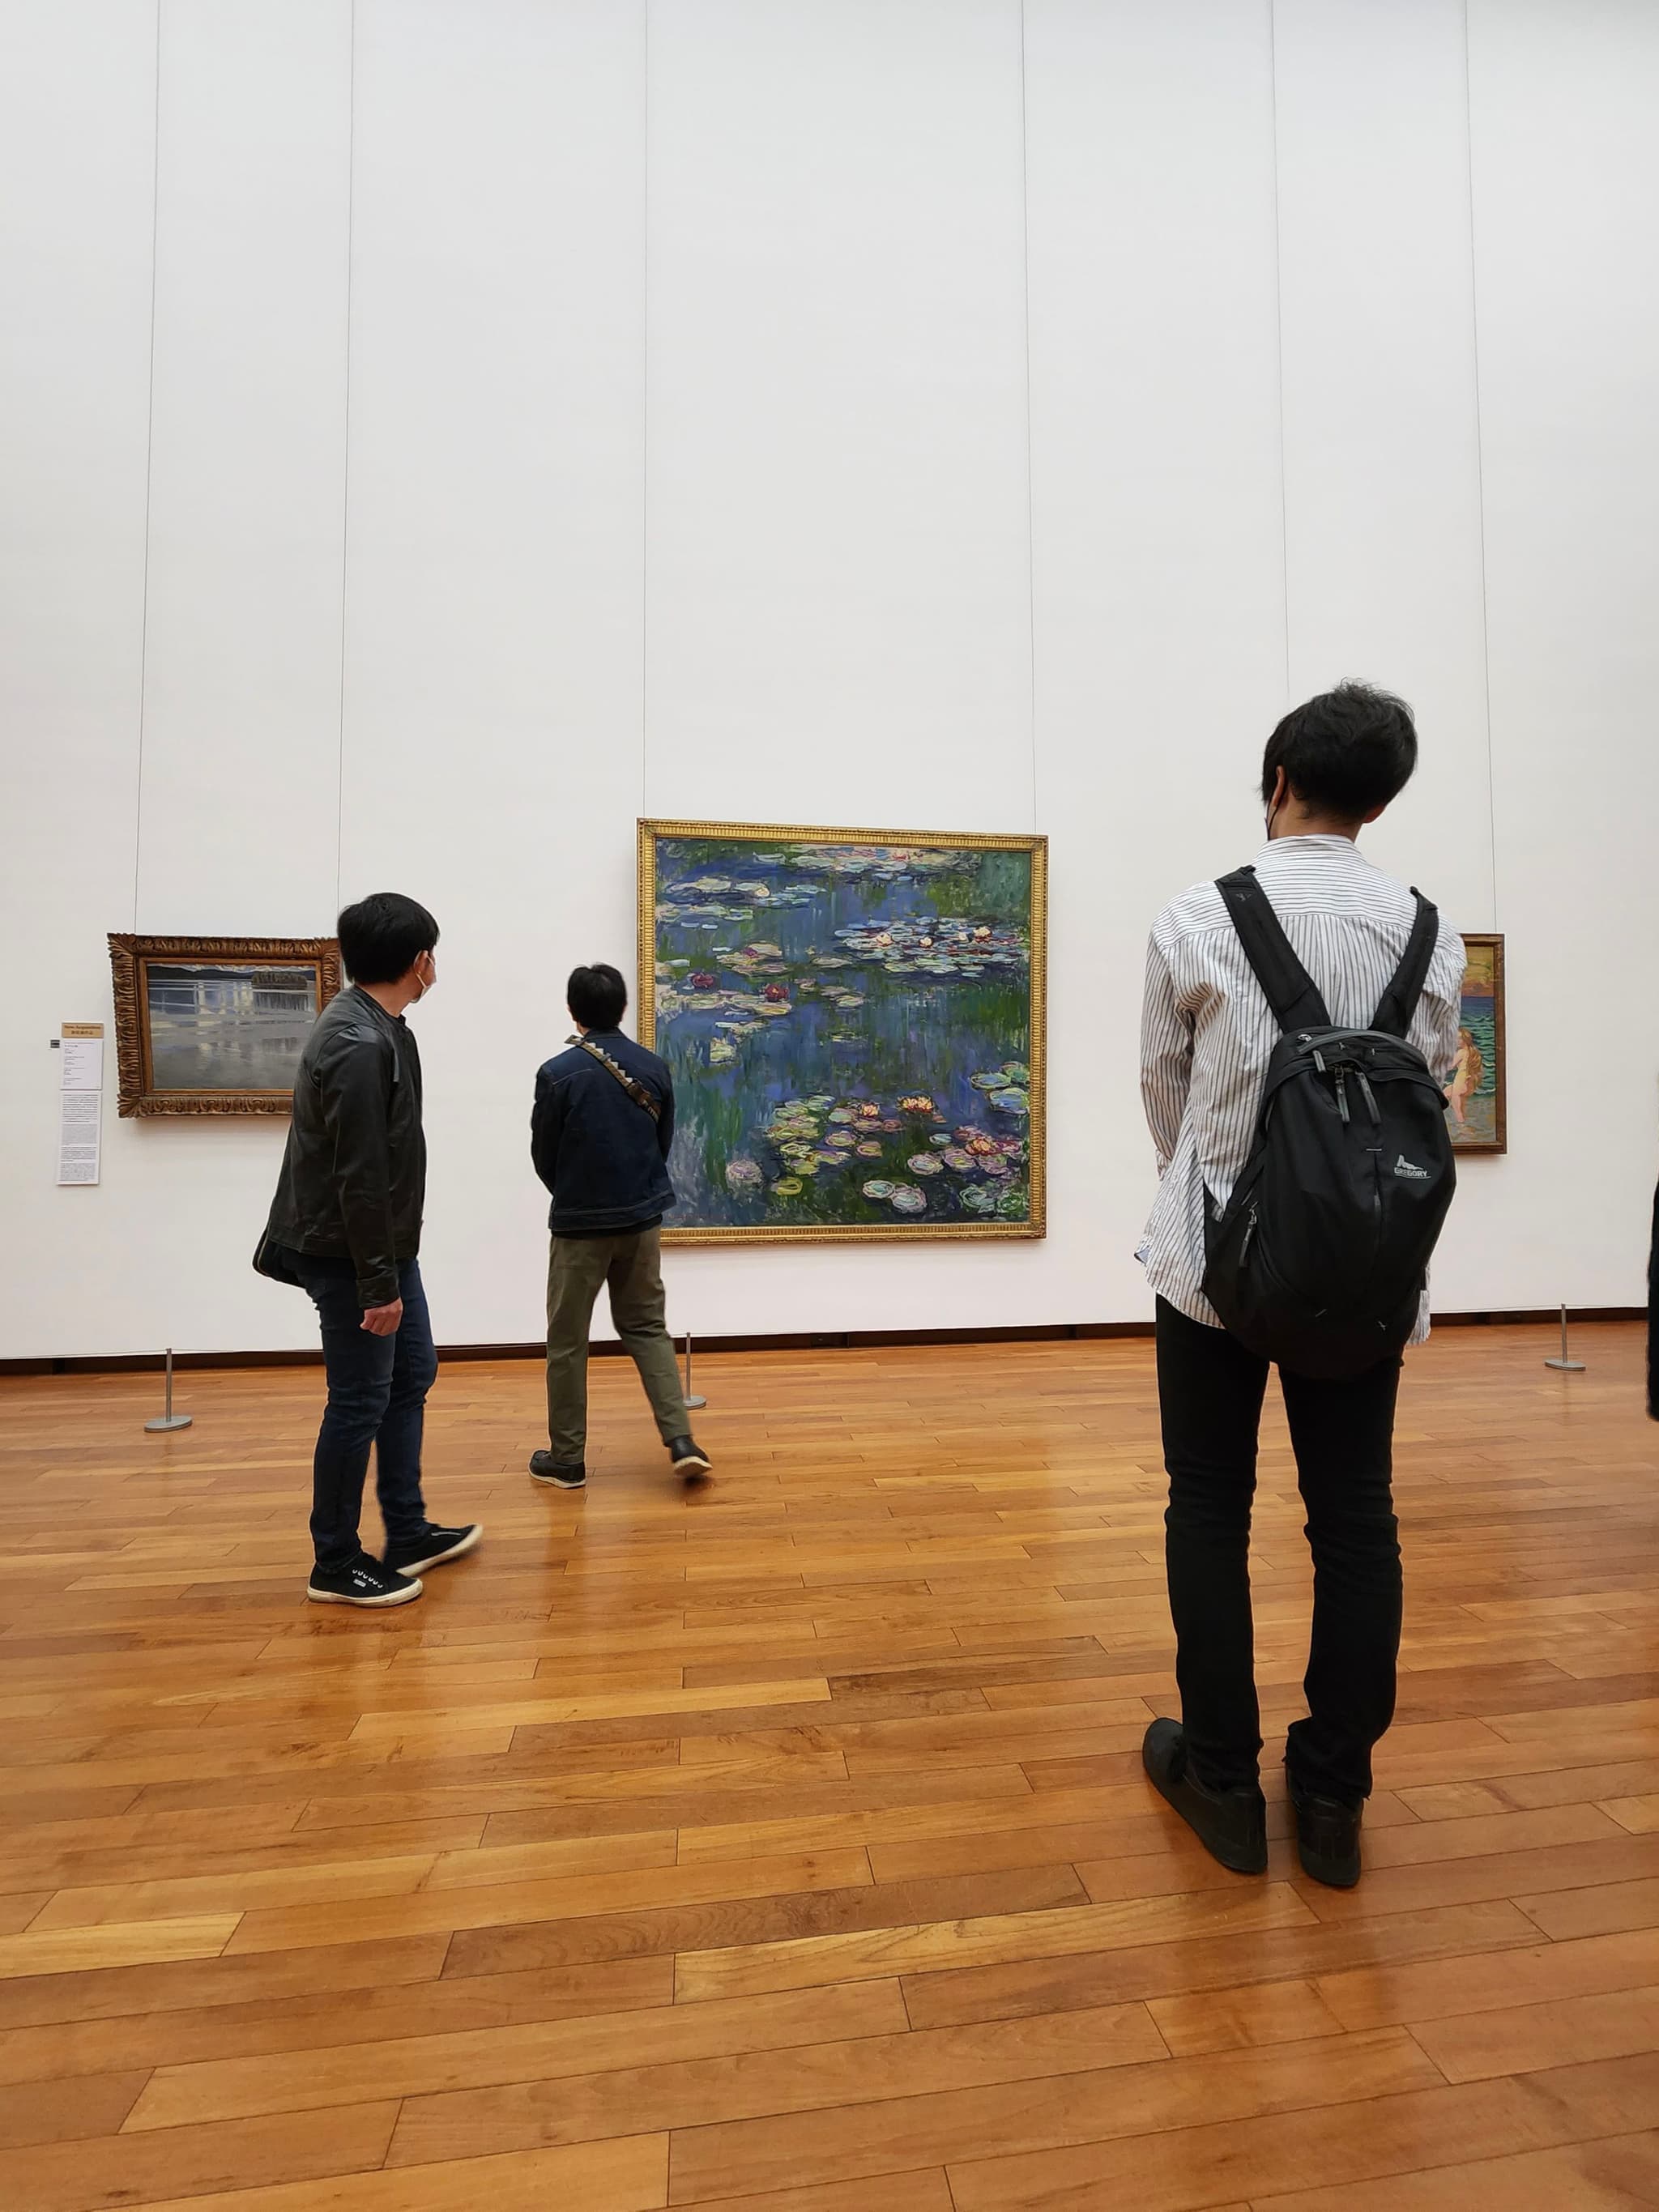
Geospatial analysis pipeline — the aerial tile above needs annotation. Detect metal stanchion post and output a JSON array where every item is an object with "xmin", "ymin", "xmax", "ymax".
[
  {"xmin": 144, "ymin": 1347, "xmax": 194, "ymax": 1432},
  {"xmin": 682, "ymin": 1332, "xmax": 707, "ymax": 1413},
  {"xmin": 1543, "ymin": 1303, "xmax": 1586, "ymax": 1374}
]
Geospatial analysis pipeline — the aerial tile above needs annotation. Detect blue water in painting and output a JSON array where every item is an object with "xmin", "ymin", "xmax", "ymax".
[
  {"xmin": 652, "ymin": 838, "xmax": 1034, "ymax": 1231},
  {"xmin": 1448, "ymin": 988, "xmax": 1499, "ymax": 1147}
]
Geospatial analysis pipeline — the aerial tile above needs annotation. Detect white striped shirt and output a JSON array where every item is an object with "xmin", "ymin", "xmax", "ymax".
[{"xmin": 1139, "ymin": 834, "xmax": 1465, "ymax": 1336}]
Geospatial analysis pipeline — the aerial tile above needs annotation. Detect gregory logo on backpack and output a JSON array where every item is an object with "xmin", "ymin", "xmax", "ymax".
[{"xmin": 1200, "ymin": 864, "xmax": 1457, "ymax": 1380}]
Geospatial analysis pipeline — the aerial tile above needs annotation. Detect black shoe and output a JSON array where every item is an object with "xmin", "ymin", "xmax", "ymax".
[
  {"xmin": 385, "ymin": 1524, "xmax": 482, "ymax": 1575},
  {"xmin": 1141, "ymin": 1719, "xmax": 1268, "ymax": 1875},
  {"xmin": 1288, "ymin": 1774, "xmax": 1363, "ymax": 1889},
  {"xmin": 529, "ymin": 1451, "xmax": 586, "ymax": 1490},
  {"xmin": 307, "ymin": 1554, "xmax": 422, "ymax": 1609},
  {"xmin": 668, "ymin": 1435, "xmax": 712, "ymax": 1482}
]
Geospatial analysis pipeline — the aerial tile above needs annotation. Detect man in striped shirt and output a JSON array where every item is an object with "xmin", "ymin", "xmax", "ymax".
[{"xmin": 1138, "ymin": 683, "xmax": 1465, "ymax": 1887}]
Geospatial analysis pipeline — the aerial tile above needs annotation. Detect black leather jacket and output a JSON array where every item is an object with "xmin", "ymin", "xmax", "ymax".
[
  {"xmin": 532, "ymin": 1029, "xmax": 676, "ymax": 1236},
  {"xmin": 257, "ymin": 987, "xmax": 425, "ymax": 1307}
]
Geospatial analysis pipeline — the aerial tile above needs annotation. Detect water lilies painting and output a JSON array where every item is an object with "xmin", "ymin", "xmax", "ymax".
[{"xmin": 638, "ymin": 820, "xmax": 1047, "ymax": 1242}]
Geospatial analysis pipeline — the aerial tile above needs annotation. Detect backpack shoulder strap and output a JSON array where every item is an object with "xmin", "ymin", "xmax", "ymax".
[
  {"xmin": 1215, "ymin": 867, "xmax": 1330, "ymax": 1034},
  {"xmin": 1371, "ymin": 891, "xmax": 1440, "ymax": 1039},
  {"xmin": 572, "ymin": 1035, "xmax": 662, "ymax": 1121}
]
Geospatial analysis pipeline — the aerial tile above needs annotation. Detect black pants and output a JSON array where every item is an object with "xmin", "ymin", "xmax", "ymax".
[
  {"xmin": 1155, "ymin": 1297, "xmax": 1403, "ymax": 1805},
  {"xmin": 280, "ymin": 1249, "xmax": 437, "ymax": 1571}
]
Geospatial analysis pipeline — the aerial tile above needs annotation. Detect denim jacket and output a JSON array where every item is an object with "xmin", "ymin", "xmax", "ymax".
[{"xmin": 531, "ymin": 1029, "xmax": 676, "ymax": 1236}]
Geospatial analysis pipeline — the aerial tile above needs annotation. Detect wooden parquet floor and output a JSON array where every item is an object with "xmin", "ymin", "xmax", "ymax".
[{"xmin": 2, "ymin": 1322, "xmax": 1659, "ymax": 2209}]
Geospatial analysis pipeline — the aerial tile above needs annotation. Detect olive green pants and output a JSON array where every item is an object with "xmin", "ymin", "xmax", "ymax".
[{"xmin": 545, "ymin": 1226, "xmax": 688, "ymax": 1467}]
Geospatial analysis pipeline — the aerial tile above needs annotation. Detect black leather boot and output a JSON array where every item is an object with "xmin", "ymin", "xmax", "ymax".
[
  {"xmin": 1288, "ymin": 1773, "xmax": 1363, "ymax": 1888},
  {"xmin": 1141, "ymin": 1718, "xmax": 1267, "ymax": 1875}
]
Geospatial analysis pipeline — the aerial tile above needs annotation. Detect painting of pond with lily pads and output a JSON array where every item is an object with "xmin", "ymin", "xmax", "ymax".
[{"xmin": 638, "ymin": 823, "xmax": 1047, "ymax": 1242}]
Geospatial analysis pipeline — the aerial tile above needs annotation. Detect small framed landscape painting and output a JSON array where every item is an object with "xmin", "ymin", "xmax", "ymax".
[
  {"xmin": 109, "ymin": 935, "xmax": 342, "ymax": 1117},
  {"xmin": 638, "ymin": 820, "xmax": 1047, "ymax": 1242},
  {"xmin": 1445, "ymin": 931, "xmax": 1505, "ymax": 1154}
]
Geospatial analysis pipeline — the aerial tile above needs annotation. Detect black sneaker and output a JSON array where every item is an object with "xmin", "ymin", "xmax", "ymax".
[
  {"xmin": 529, "ymin": 1451, "xmax": 586, "ymax": 1490},
  {"xmin": 1141, "ymin": 1718, "xmax": 1268, "ymax": 1875},
  {"xmin": 1288, "ymin": 1774, "xmax": 1363, "ymax": 1889},
  {"xmin": 668, "ymin": 1435, "xmax": 712, "ymax": 1482},
  {"xmin": 307, "ymin": 1555, "xmax": 422, "ymax": 1609},
  {"xmin": 385, "ymin": 1524, "xmax": 483, "ymax": 1575}
]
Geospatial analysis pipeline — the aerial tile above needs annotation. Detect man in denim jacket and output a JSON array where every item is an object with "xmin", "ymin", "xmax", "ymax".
[{"xmin": 529, "ymin": 963, "xmax": 710, "ymax": 1490}]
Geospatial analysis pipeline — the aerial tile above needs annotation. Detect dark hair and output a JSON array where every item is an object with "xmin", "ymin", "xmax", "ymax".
[
  {"xmin": 336, "ymin": 892, "xmax": 439, "ymax": 985},
  {"xmin": 1261, "ymin": 681, "xmax": 1418, "ymax": 820},
  {"xmin": 568, "ymin": 962, "xmax": 628, "ymax": 1030}
]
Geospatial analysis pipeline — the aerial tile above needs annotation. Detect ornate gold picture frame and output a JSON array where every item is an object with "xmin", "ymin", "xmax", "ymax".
[
  {"xmin": 109, "ymin": 935, "xmax": 342, "ymax": 1118},
  {"xmin": 1445, "ymin": 931, "xmax": 1505, "ymax": 1155},
  {"xmin": 638, "ymin": 820, "xmax": 1047, "ymax": 1244}
]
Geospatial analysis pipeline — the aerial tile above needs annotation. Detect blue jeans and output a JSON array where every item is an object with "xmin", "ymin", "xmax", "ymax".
[{"xmin": 284, "ymin": 1251, "xmax": 437, "ymax": 1570}]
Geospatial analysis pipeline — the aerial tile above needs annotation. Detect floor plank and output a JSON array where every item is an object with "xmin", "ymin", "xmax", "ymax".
[
  {"xmin": 941, "ymin": 2077, "xmax": 1592, "ymax": 2210},
  {"xmin": 1251, "ymin": 2129, "xmax": 1659, "ymax": 2206},
  {"xmin": 127, "ymin": 1979, "xmax": 907, "ymax": 2131},
  {"xmin": 0, "ymin": 1914, "xmax": 237, "ymax": 1982},
  {"xmin": 1410, "ymin": 1982, "xmax": 1659, "ymax": 2084},
  {"xmin": 0, "ymin": 2068, "xmax": 147, "ymax": 2149},
  {"xmin": 662, "ymin": 2176, "xmax": 956, "ymax": 2212},
  {"xmin": 0, "ymin": 1954, "xmax": 672, "ymax": 2086},
  {"xmin": 666, "ymin": 2028, "xmax": 1440, "ymax": 2201},
  {"xmin": 0, "ymin": 2100, "xmax": 399, "ymax": 2212},
  {"xmin": 84, "ymin": 2136, "xmax": 671, "ymax": 2212}
]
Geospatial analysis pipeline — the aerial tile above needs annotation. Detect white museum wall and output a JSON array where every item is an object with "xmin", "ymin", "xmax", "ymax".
[
  {"xmin": 337, "ymin": 0, "xmax": 646, "ymax": 1353},
  {"xmin": 2, "ymin": 0, "xmax": 1656, "ymax": 1361},
  {"xmin": 1463, "ymin": 0, "xmax": 1659, "ymax": 1311},
  {"xmin": 1026, "ymin": 0, "xmax": 1289, "ymax": 1328}
]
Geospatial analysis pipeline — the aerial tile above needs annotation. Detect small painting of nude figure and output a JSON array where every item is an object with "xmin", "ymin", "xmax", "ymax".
[{"xmin": 1446, "ymin": 933, "xmax": 1504, "ymax": 1154}]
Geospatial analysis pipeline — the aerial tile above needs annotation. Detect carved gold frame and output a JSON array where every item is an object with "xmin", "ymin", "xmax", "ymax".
[
  {"xmin": 638, "ymin": 819, "xmax": 1047, "ymax": 1244},
  {"xmin": 108, "ymin": 934, "xmax": 342, "ymax": 1118},
  {"xmin": 1449, "ymin": 931, "xmax": 1506, "ymax": 1157}
]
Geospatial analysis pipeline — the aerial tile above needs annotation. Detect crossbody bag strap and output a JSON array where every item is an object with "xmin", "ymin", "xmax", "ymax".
[
  {"xmin": 572, "ymin": 1035, "xmax": 661, "ymax": 1122},
  {"xmin": 1215, "ymin": 865, "xmax": 1331, "ymax": 1034},
  {"xmin": 1370, "ymin": 890, "xmax": 1440, "ymax": 1040}
]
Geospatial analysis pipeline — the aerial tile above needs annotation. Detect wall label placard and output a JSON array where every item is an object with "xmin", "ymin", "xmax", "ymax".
[{"xmin": 56, "ymin": 1021, "xmax": 104, "ymax": 1186}]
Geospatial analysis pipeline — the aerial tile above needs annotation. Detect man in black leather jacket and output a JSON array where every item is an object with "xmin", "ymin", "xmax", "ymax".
[
  {"xmin": 257, "ymin": 893, "xmax": 480, "ymax": 1607},
  {"xmin": 528, "ymin": 963, "xmax": 710, "ymax": 1490}
]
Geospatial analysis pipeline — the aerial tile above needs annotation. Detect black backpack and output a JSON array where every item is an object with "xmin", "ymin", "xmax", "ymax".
[{"xmin": 1201, "ymin": 866, "xmax": 1456, "ymax": 1379}]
